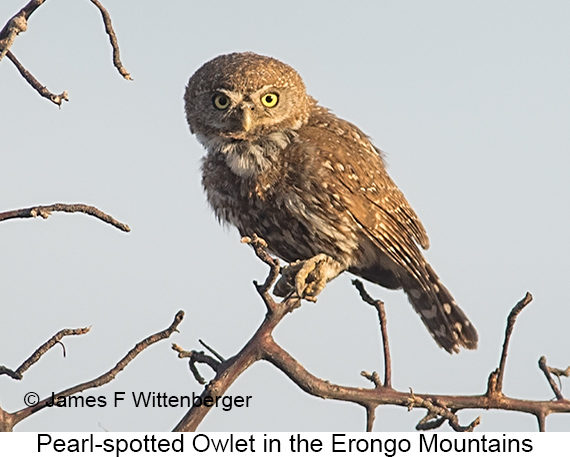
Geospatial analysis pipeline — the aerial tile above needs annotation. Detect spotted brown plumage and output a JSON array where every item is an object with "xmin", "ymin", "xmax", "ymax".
[{"xmin": 185, "ymin": 52, "xmax": 477, "ymax": 353}]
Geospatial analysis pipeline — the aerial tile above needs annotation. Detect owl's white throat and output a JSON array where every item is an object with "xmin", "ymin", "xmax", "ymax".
[{"xmin": 197, "ymin": 131, "xmax": 292, "ymax": 179}]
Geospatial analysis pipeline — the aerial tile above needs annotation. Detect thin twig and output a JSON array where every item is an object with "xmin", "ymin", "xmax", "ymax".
[
  {"xmin": 56, "ymin": 341, "xmax": 67, "ymax": 358},
  {"xmin": 0, "ymin": 203, "xmax": 130, "ymax": 232},
  {"xmin": 365, "ymin": 406, "xmax": 376, "ymax": 432},
  {"xmin": 494, "ymin": 292, "xmax": 533, "ymax": 394},
  {"xmin": 10, "ymin": 311, "xmax": 184, "ymax": 428},
  {"xmin": 89, "ymin": 0, "xmax": 132, "ymax": 80},
  {"xmin": 0, "ymin": 327, "xmax": 90, "ymax": 380},
  {"xmin": 6, "ymin": 51, "xmax": 69, "ymax": 106},
  {"xmin": 199, "ymin": 339, "xmax": 225, "ymax": 363},
  {"xmin": 408, "ymin": 391, "xmax": 481, "ymax": 432},
  {"xmin": 352, "ymin": 279, "xmax": 392, "ymax": 388},
  {"xmin": 0, "ymin": 366, "xmax": 20, "ymax": 379},
  {"xmin": 416, "ymin": 410, "xmax": 447, "ymax": 431},
  {"xmin": 550, "ymin": 365, "xmax": 570, "ymax": 393},
  {"xmin": 172, "ymin": 344, "xmax": 221, "ymax": 385},
  {"xmin": 172, "ymin": 344, "xmax": 205, "ymax": 384},
  {"xmin": 361, "ymin": 371, "xmax": 382, "ymax": 389},
  {"xmin": 539, "ymin": 356, "xmax": 564, "ymax": 401},
  {"xmin": 549, "ymin": 365, "xmax": 570, "ymax": 378},
  {"xmin": 242, "ymin": 235, "xmax": 281, "ymax": 295}
]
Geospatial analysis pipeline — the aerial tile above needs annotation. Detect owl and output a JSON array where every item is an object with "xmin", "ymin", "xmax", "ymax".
[{"xmin": 184, "ymin": 52, "xmax": 477, "ymax": 353}]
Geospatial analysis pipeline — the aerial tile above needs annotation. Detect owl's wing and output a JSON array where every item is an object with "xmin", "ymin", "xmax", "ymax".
[
  {"xmin": 301, "ymin": 109, "xmax": 477, "ymax": 353},
  {"xmin": 344, "ymin": 146, "xmax": 430, "ymax": 250},
  {"xmin": 304, "ymin": 112, "xmax": 430, "ymax": 285},
  {"xmin": 336, "ymin": 156, "xmax": 431, "ymax": 287}
]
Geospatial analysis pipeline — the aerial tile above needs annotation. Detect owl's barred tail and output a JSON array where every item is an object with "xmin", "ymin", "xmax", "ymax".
[{"xmin": 405, "ymin": 265, "xmax": 478, "ymax": 353}]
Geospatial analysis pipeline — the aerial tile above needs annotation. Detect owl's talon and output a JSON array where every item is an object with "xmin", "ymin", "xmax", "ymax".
[{"xmin": 273, "ymin": 254, "xmax": 343, "ymax": 301}]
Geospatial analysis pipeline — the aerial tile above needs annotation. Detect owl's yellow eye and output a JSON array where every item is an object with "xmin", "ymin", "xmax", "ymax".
[
  {"xmin": 213, "ymin": 93, "xmax": 230, "ymax": 110},
  {"xmin": 261, "ymin": 93, "xmax": 279, "ymax": 108}
]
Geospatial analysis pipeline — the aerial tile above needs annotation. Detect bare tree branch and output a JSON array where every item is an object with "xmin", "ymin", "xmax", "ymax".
[
  {"xmin": 172, "ymin": 295, "xmax": 299, "ymax": 432},
  {"xmin": 407, "ymin": 391, "xmax": 480, "ymax": 432},
  {"xmin": 0, "ymin": 203, "xmax": 130, "ymax": 232},
  {"xmin": 89, "ymin": 0, "xmax": 131, "ymax": 80},
  {"xmin": 539, "ymin": 356, "xmax": 564, "ymax": 401},
  {"xmin": 242, "ymin": 235, "xmax": 281, "ymax": 312},
  {"xmin": 172, "ymin": 343, "xmax": 221, "ymax": 385},
  {"xmin": 198, "ymin": 339, "xmax": 226, "ymax": 363},
  {"xmin": 0, "ymin": 327, "xmax": 90, "ymax": 380},
  {"xmin": 174, "ymin": 238, "xmax": 570, "ymax": 432},
  {"xmin": 416, "ymin": 409, "xmax": 447, "ymax": 431},
  {"xmin": 365, "ymin": 406, "xmax": 376, "ymax": 432},
  {"xmin": 6, "ymin": 50, "xmax": 68, "ymax": 106},
  {"xmin": 1, "ymin": 0, "xmax": 131, "ymax": 105},
  {"xmin": 1, "ymin": 1, "xmax": 61, "ymax": 104},
  {"xmin": 493, "ymin": 292, "xmax": 533, "ymax": 395},
  {"xmin": 0, "ymin": 0, "xmax": 44, "ymax": 62},
  {"xmin": 0, "ymin": 10, "xmax": 27, "ymax": 61},
  {"xmin": 2, "ymin": 311, "xmax": 184, "ymax": 430},
  {"xmin": 549, "ymin": 365, "xmax": 570, "ymax": 379},
  {"xmin": 353, "ymin": 279, "xmax": 392, "ymax": 388},
  {"xmin": 361, "ymin": 370, "xmax": 382, "ymax": 389},
  {"xmin": 536, "ymin": 412, "xmax": 546, "ymax": 432}
]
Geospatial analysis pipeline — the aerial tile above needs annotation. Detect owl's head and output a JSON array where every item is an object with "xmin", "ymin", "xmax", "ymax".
[{"xmin": 184, "ymin": 52, "xmax": 313, "ymax": 142}]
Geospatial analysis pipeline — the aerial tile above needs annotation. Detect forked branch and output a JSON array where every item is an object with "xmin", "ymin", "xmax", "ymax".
[
  {"xmin": 0, "ymin": 311, "xmax": 184, "ymax": 431},
  {"xmin": 174, "ymin": 237, "xmax": 570, "ymax": 432},
  {"xmin": 0, "ymin": 0, "xmax": 131, "ymax": 105},
  {"xmin": 492, "ymin": 292, "xmax": 533, "ymax": 396},
  {"xmin": 539, "ymin": 356, "xmax": 565, "ymax": 401},
  {"xmin": 352, "ymin": 279, "xmax": 391, "ymax": 388}
]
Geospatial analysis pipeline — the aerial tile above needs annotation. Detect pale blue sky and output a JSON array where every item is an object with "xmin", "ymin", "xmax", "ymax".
[{"xmin": 1, "ymin": 0, "xmax": 569, "ymax": 431}]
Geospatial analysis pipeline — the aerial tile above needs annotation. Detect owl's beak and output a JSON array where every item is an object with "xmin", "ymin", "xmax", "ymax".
[{"xmin": 241, "ymin": 108, "xmax": 253, "ymax": 132}]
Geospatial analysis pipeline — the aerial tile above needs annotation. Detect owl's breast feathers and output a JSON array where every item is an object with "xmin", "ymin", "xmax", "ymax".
[{"xmin": 201, "ymin": 105, "xmax": 430, "ymax": 276}]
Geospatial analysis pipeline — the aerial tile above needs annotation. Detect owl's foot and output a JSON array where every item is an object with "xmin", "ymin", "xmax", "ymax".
[{"xmin": 273, "ymin": 254, "xmax": 344, "ymax": 302}]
